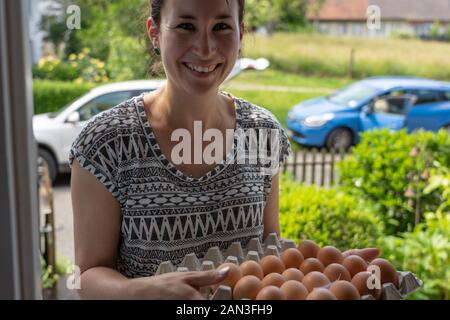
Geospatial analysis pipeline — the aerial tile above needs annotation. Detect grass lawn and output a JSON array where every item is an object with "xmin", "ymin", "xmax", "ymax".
[
  {"xmin": 227, "ymin": 89, "xmax": 325, "ymax": 128},
  {"xmin": 242, "ymin": 32, "xmax": 450, "ymax": 80},
  {"xmin": 225, "ymin": 70, "xmax": 344, "ymax": 128},
  {"xmin": 227, "ymin": 69, "xmax": 353, "ymax": 89}
]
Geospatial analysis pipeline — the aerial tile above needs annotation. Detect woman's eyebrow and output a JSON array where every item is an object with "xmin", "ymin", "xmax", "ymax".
[{"xmin": 177, "ymin": 14, "xmax": 233, "ymax": 20}]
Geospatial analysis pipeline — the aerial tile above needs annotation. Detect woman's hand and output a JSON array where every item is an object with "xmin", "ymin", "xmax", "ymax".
[
  {"xmin": 342, "ymin": 248, "xmax": 380, "ymax": 262},
  {"xmin": 127, "ymin": 267, "xmax": 230, "ymax": 300}
]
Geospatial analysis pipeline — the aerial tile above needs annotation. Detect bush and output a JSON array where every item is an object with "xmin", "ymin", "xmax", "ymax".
[
  {"xmin": 33, "ymin": 80, "xmax": 95, "ymax": 115},
  {"xmin": 107, "ymin": 36, "xmax": 150, "ymax": 81},
  {"xmin": 33, "ymin": 48, "xmax": 109, "ymax": 84},
  {"xmin": 32, "ymin": 56, "xmax": 78, "ymax": 82},
  {"xmin": 338, "ymin": 129, "xmax": 450, "ymax": 235},
  {"xmin": 279, "ymin": 173, "xmax": 384, "ymax": 250},
  {"xmin": 379, "ymin": 212, "xmax": 450, "ymax": 300}
]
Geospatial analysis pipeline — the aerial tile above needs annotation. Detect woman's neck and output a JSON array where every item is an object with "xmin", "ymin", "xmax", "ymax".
[{"xmin": 154, "ymin": 82, "xmax": 229, "ymax": 132}]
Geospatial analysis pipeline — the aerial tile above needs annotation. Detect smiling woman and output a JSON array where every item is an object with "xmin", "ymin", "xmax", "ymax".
[{"xmin": 68, "ymin": 0, "xmax": 375, "ymax": 300}]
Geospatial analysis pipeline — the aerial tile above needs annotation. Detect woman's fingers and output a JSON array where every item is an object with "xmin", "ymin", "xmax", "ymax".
[
  {"xmin": 184, "ymin": 266, "xmax": 230, "ymax": 287},
  {"xmin": 343, "ymin": 248, "xmax": 380, "ymax": 262}
]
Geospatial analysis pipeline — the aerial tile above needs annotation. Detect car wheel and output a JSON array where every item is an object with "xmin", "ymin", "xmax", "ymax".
[
  {"xmin": 326, "ymin": 128, "xmax": 353, "ymax": 151},
  {"xmin": 38, "ymin": 148, "xmax": 57, "ymax": 183}
]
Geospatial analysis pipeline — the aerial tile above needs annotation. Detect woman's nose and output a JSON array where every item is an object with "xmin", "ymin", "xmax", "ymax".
[{"xmin": 194, "ymin": 30, "xmax": 216, "ymax": 58}]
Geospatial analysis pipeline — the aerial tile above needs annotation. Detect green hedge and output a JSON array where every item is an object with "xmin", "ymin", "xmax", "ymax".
[
  {"xmin": 33, "ymin": 80, "xmax": 95, "ymax": 115},
  {"xmin": 379, "ymin": 211, "xmax": 450, "ymax": 300},
  {"xmin": 279, "ymin": 173, "xmax": 384, "ymax": 251},
  {"xmin": 338, "ymin": 129, "xmax": 450, "ymax": 235}
]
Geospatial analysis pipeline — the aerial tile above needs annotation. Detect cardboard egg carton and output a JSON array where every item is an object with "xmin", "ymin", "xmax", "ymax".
[{"xmin": 154, "ymin": 233, "xmax": 423, "ymax": 300}]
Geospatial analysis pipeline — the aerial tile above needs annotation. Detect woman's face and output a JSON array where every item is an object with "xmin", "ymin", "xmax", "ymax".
[{"xmin": 149, "ymin": 0, "xmax": 243, "ymax": 96}]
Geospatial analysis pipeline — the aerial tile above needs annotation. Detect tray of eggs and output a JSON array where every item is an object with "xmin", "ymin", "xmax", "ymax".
[{"xmin": 155, "ymin": 233, "xmax": 423, "ymax": 300}]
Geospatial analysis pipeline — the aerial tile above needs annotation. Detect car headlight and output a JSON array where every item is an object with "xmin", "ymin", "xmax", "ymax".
[{"xmin": 302, "ymin": 113, "xmax": 335, "ymax": 127}]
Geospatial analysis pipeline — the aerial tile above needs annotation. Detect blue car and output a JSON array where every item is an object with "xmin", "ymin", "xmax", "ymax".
[{"xmin": 286, "ymin": 76, "xmax": 450, "ymax": 149}]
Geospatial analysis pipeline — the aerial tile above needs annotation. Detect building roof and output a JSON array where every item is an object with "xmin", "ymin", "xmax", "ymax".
[{"xmin": 308, "ymin": 0, "xmax": 450, "ymax": 22}]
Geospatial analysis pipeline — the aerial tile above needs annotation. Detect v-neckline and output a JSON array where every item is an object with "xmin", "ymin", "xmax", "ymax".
[{"xmin": 135, "ymin": 91, "xmax": 243, "ymax": 183}]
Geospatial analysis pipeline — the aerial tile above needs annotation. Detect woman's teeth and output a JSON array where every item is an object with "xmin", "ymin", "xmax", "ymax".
[{"xmin": 185, "ymin": 63, "xmax": 218, "ymax": 73}]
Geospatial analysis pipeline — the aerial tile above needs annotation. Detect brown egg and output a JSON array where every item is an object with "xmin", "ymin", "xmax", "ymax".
[
  {"xmin": 261, "ymin": 273, "xmax": 285, "ymax": 288},
  {"xmin": 215, "ymin": 263, "xmax": 242, "ymax": 288},
  {"xmin": 255, "ymin": 285, "xmax": 286, "ymax": 300},
  {"xmin": 260, "ymin": 255, "xmax": 286, "ymax": 276},
  {"xmin": 281, "ymin": 248, "xmax": 304, "ymax": 269},
  {"xmin": 233, "ymin": 275, "xmax": 263, "ymax": 300},
  {"xmin": 280, "ymin": 280, "xmax": 309, "ymax": 300},
  {"xmin": 323, "ymin": 263, "xmax": 352, "ymax": 282},
  {"xmin": 306, "ymin": 288, "xmax": 337, "ymax": 300},
  {"xmin": 302, "ymin": 271, "xmax": 330, "ymax": 292},
  {"xmin": 317, "ymin": 246, "xmax": 344, "ymax": 266},
  {"xmin": 369, "ymin": 258, "xmax": 399, "ymax": 288},
  {"xmin": 351, "ymin": 271, "xmax": 382, "ymax": 300},
  {"xmin": 299, "ymin": 258, "xmax": 325, "ymax": 274},
  {"xmin": 282, "ymin": 268, "xmax": 304, "ymax": 282},
  {"xmin": 329, "ymin": 280, "xmax": 361, "ymax": 300},
  {"xmin": 240, "ymin": 260, "xmax": 264, "ymax": 280},
  {"xmin": 297, "ymin": 240, "xmax": 320, "ymax": 259},
  {"xmin": 342, "ymin": 255, "xmax": 368, "ymax": 277}
]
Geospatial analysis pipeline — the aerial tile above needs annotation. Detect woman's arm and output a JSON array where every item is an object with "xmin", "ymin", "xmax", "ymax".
[
  {"xmin": 263, "ymin": 173, "xmax": 280, "ymax": 240},
  {"xmin": 71, "ymin": 159, "xmax": 127, "ymax": 299},
  {"xmin": 71, "ymin": 159, "xmax": 229, "ymax": 299}
]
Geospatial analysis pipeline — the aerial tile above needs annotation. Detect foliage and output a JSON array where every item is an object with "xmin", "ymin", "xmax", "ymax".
[
  {"xmin": 279, "ymin": 173, "xmax": 384, "ymax": 250},
  {"xmin": 106, "ymin": 36, "xmax": 150, "ymax": 81},
  {"xmin": 379, "ymin": 211, "xmax": 450, "ymax": 300},
  {"xmin": 424, "ymin": 165, "xmax": 450, "ymax": 214},
  {"xmin": 33, "ymin": 49, "xmax": 108, "ymax": 84},
  {"xmin": 430, "ymin": 21, "xmax": 442, "ymax": 40},
  {"xmin": 40, "ymin": 255, "xmax": 59, "ymax": 289},
  {"xmin": 32, "ymin": 56, "xmax": 78, "ymax": 82},
  {"xmin": 33, "ymin": 80, "xmax": 94, "ymax": 115},
  {"xmin": 338, "ymin": 129, "xmax": 450, "ymax": 235}
]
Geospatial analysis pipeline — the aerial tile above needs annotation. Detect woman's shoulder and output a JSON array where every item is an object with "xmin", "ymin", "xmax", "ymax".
[
  {"xmin": 81, "ymin": 96, "xmax": 141, "ymax": 134},
  {"xmin": 69, "ymin": 95, "xmax": 143, "ymax": 163},
  {"xmin": 233, "ymin": 94, "xmax": 284, "ymax": 130}
]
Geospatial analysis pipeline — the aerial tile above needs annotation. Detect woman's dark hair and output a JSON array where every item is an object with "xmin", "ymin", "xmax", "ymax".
[{"xmin": 150, "ymin": 0, "xmax": 245, "ymax": 26}]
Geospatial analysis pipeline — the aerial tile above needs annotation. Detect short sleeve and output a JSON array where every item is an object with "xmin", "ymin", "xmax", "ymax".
[
  {"xmin": 69, "ymin": 112, "xmax": 123, "ymax": 203},
  {"xmin": 278, "ymin": 125, "xmax": 292, "ymax": 166}
]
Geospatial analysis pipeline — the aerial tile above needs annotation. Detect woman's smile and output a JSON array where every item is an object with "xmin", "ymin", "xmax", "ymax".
[{"xmin": 182, "ymin": 62, "xmax": 223, "ymax": 78}]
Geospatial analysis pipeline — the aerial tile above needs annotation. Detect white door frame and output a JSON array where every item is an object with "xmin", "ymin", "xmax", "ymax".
[{"xmin": 0, "ymin": 0, "xmax": 42, "ymax": 299}]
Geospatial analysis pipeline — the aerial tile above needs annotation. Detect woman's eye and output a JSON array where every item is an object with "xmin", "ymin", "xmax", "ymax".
[
  {"xmin": 177, "ymin": 23, "xmax": 195, "ymax": 31},
  {"xmin": 214, "ymin": 23, "xmax": 230, "ymax": 31}
]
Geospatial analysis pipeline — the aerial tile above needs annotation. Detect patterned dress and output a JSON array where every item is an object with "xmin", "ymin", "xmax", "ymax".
[{"xmin": 69, "ymin": 92, "xmax": 291, "ymax": 277}]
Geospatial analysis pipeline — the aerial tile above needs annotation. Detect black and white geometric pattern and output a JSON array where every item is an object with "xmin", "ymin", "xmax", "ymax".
[{"xmin": 69, "ymin": 92, "xmax": 291, "ymax": 278}]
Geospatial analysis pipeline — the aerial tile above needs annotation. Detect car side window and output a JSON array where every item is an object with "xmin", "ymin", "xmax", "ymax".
[
  {"xmin": 372, "ymin": 90, "xmax": 409, "ymax": 115},
  {"xmin": 444, "ymin": 91, "xmax": 450, "ymax": 101},
  {"xmin": 409, "ymin": 90, "xmax": 443, "ymax": 105},
  {"xmin": 78, "ymin": 91, "xmax": 133, "ymax": 122},
  {"xmin": 131, "ymin": 90, "xmax": 153, "ymax": 97}
]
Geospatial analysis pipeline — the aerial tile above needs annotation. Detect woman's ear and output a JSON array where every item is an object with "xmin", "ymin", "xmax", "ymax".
[
  {"xmin": 239, "ymin": 22, "xmax": 245, "ymax": 42},
  {"xmin": 147, "ymin": 17, "xmax": 160, "ymax": 49}
]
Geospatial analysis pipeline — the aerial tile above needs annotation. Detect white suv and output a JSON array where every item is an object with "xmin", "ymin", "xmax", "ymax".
[
  {"xmin": 33, "ymin": 80, "xmax": 165, "ymax": 181},
  {"xmin": 33, "ymin": 58, "xmax": 269, "ymax": 181}
]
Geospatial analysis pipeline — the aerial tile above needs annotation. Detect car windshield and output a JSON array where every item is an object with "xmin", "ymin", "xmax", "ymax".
[
  {"xmin": 327, "ymin": 83, "xmax": 379, "ymax": 108},
  {"xmin": 47, "ymin": 98, "xmax": 79, "ymax": 118}
]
